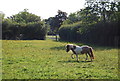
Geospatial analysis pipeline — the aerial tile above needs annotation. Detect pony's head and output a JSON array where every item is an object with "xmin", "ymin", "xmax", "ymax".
[{"xmin": 65, "ymin": 44, "xmax": 76, "ymax": 52}]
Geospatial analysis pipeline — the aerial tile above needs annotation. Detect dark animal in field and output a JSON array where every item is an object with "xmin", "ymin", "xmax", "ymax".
[{"xmin": 65, "ymin": 44, "xmax": 95, "ymax": 62}]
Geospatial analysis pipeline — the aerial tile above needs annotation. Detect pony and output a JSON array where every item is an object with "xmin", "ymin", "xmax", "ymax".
[{"xmin": 65, "ymin": 44, "xmax": 95, "ymax": 62}]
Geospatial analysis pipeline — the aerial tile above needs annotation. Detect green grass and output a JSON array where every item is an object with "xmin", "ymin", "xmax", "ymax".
[{"xmin": 2, "ymin": 39, "xmax": 119, "ymax": 79}]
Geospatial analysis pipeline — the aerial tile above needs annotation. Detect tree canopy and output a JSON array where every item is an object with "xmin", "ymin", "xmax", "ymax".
[{"xmin": 45, "ymin": 10, "xmax": 67, "ymax": 35}]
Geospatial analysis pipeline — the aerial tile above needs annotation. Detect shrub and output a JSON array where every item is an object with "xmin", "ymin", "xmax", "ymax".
[
  {"xmin": 2, "ymin": 9, "xmax": 48, "ymax": 40},
  {"xmin": 59, "ymin": 22, "xmax": 81, "ymax": 42},
  {"xmin": 59, "ymin": 21, "xmax": 118, "ymax": 46},
  {"xmin": 22, "ymin": 22, "xmax": 47, "ymax": 40}
]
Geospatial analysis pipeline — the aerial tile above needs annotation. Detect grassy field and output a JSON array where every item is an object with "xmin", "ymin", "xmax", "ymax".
[{"xmin": 2, "ymin": 39, "xmax": 119, "ymax": 79}]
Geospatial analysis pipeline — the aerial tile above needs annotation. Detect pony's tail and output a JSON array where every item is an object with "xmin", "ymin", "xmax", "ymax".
[{"xmin": 89, "ymin": 47, "xmax": 95, "ymax": 59}]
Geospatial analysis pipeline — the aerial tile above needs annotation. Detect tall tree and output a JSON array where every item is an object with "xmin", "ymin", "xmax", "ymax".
[{"xmin": 46, "ymin": 10, "xmax": 67, "ymax": 41}]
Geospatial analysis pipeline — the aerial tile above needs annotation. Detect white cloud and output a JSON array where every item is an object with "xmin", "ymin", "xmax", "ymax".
[{"xmin": 0, "ymin": 0, "xmax": 85, "ymax": 19}]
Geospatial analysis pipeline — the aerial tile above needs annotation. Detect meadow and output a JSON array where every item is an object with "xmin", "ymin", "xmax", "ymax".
[{"xmin": 2, "ymin": 39, "xmax": 119, "ymax": 79}]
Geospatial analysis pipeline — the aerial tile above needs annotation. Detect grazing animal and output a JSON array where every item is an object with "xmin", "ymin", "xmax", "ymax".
[{"xmin": 65, "ymin": 44, "xmax": 94, "ymax": 62}]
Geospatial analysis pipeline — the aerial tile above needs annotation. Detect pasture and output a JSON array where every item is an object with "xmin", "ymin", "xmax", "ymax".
[{"xmin": 2, "ymin": 39, "xmax": 119, "ymax": 79}]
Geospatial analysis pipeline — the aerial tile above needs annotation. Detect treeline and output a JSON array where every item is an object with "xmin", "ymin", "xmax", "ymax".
[
  {"xmin": 2, "ymin": 9, "xmax": 48, "ymax": 40},
  {"xmin": 1, "ymin": 1, "xmax": 119, "ymax": 46},
  {"xmin": 59, "ymin": 1, "xmax": 119, "ymax": 46},
  {"xmin": 2, "ymin": 9, "xmax": 67, "ymax": 40}
]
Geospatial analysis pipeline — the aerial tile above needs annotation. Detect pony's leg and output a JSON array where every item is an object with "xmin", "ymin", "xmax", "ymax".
[
  {"xmin": 76, "ymin": 54, "xmax": 79, "ymax": 62},
  {"xmin": 71, "ymin": 54, "xmax": 74, "ymax": 59},
  {"xmin": 90, "ymin": 58, "xmax": 93, "ymax": 62},
  {"xmin": 88, "ymin": 52, "xmax": 92, "ymax": 62},
  {"xmin": 85, "ymin": 53, "xmax": 88, "ymax": 61}
]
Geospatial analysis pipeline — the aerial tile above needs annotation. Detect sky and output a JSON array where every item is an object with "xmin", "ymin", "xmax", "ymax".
[{"xmin": 0, "ymin": 0, "xmax": 86, "ymax": 19}]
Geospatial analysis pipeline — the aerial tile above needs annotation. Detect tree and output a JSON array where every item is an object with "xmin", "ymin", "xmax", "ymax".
[
  {"xmin": 7, "ymin": 9, "xmax": 41, "ymax": 23},
  {"xmin": 46, "ymin": 10, "xmax": 67, "ymax": 41},
  {"xmin": 63, "ymin": 12, "xmax": 81, "ymax": 24}
]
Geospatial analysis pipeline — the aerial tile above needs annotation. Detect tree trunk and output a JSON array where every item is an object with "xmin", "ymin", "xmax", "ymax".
[{"xmin": 56, "ymin": 34, "xmax": 58, "ymax": 41}]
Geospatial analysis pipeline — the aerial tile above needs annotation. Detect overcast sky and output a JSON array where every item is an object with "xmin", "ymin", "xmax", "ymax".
[{"xmin": 0, "ymin": 0, "xmax": 86, "ymax": 19}]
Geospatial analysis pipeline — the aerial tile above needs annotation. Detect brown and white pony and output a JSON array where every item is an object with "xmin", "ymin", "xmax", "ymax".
[{"xmin": 65, "ymin": 44, "xmax": 95, "ymax": 62}]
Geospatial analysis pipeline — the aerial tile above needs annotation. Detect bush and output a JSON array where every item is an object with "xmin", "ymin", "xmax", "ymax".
[
  {"xmin": 59, "ymin": 22, "xmax": 81, "ymax": 42},
  {"xmin": 2, "ymin": 9, "xmax": 48, "ymax": 40},
  {"xmin": 59, "ymin": 21, "xmax": 118, "ymax": 46},
  {"xmin": 22, "ymin": 22, "xmax": 47, "ymax": 40},
  {"xmin": 2, "ymin": 19, "xmax": 20, "ymax": 39},
  {"xmin": 2, "ymin": 20, "xmax": 48, "ymax": 40}
]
